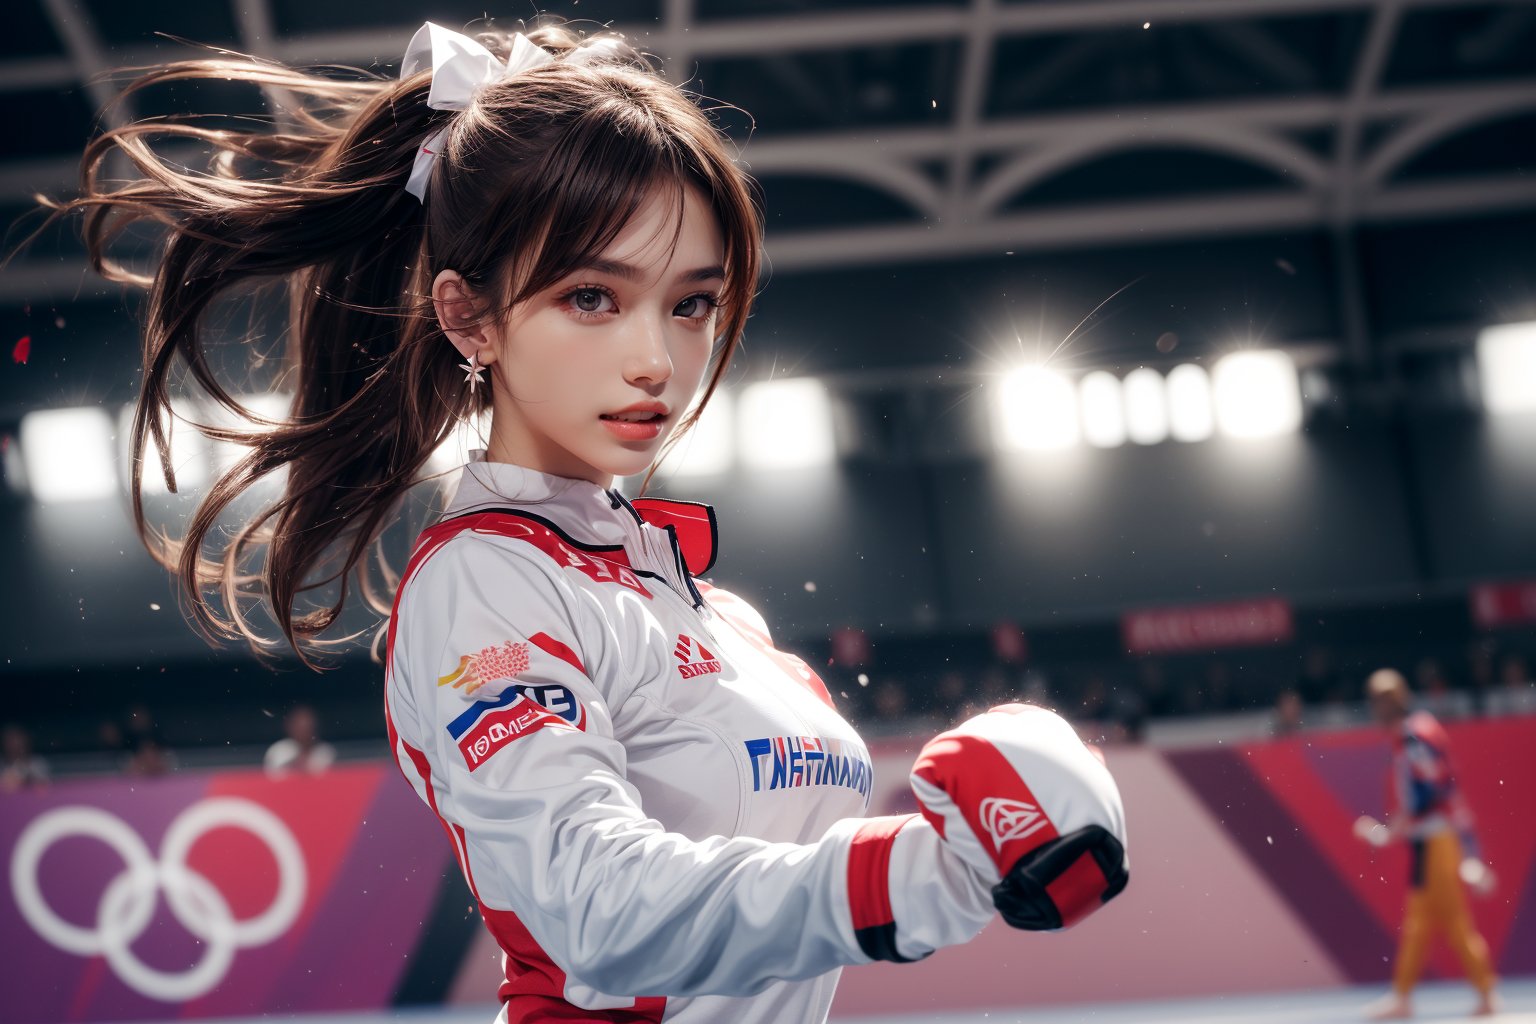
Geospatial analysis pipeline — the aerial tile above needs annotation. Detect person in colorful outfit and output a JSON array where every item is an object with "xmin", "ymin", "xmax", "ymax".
[{"xmin": 1356, "ymin": 668, "xmax": 1499, "ymax": 1019}]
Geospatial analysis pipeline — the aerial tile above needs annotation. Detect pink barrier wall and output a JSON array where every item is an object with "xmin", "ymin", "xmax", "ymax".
[
  {"xmin": 828, "ymin": 745, "xmax": 1345, "ymax": 1016},
  {"xmin": 1, "ymin": 765, "xmax": 450, "ymax": 1024},
  {"xmin": 7, "ymin": 717, "xmax": 1532, "ymax": 1022},
  {"xmin": 825, "ymin": 718, "xmax": 1536, "ymax": 1016}
]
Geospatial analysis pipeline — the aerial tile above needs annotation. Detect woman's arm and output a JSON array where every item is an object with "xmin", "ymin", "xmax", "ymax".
[{"xmin": 386, "ymin": 535, "xmax": 993, "ymax": 1004}]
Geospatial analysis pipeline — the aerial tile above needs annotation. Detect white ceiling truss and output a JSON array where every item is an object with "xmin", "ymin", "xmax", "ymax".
[{"xmin": 2, "ymin": 0, "xmax": 1533, "ymax": 303}]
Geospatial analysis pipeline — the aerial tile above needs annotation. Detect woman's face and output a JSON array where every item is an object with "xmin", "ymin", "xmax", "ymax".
[{"xmin": 446, "ymin": 183, "xmax": 726, "ymax": 487}]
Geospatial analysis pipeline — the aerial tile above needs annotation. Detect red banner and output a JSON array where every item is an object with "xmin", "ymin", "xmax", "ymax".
[
  {"xmin": 1122, "ymin": 598, "xmax": 1293, "ymax": 654},
  {"xmin": 1470, "ymin": 580, "xmax": 1536, "ymax": 629}
]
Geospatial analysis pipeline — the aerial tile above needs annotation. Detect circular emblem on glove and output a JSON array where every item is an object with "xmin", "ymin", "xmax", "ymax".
[{"xmin": 980, "ymin": 797, "xmax": 1049, "ymax": 850}]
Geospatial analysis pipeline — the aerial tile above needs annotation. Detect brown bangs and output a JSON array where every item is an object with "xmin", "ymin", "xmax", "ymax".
[{"xmin": 453, "ymin": 65, "xmax": 761, "ymax": 345}]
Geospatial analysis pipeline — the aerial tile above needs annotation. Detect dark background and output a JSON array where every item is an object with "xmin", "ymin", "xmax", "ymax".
[{"xmin": 1, "ymin": 0, "xmax": 1533, "ymax": 755}]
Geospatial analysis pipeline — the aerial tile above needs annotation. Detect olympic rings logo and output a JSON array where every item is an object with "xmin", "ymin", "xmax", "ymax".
[{"xmin": 10, "ymin": 798, "xmax": 307, "ymax": 1002}]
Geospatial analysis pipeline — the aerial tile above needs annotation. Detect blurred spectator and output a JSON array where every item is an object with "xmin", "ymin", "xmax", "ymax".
[
  {"xmin": 1205, "ymin": 661, "xmax": 1234, "ymax": 711},
  {"xmin": 872, "ymin": 681, "xmax": 909, "ymax": 723},
  {"xmin": 123, "ymin": 705, "xmax": 177, "ymax": 776},
  {"xmin": 1174, "ymin": 669, "xmax": 1204, "ymax": 715},
  {"xmin": 90, "ymin": 718, "xmax": 131, "ymax": 774},
  {"xmin": 1110, "ymin": 683, "xmax": 1147, "ymax": 743},
  {"xmin": 1415, "ymin": 656, "xmax": 1475, "ymax": 717},
  {"xmin": 1415, "ymin": 657, "xmax": 1452, "ymax": 699},
  {"xmin": 1078, "ymin": 675, "xmax": 1109, "ymax": 720},
  {"xmin": 933, "ymin": 671, "xmax": 968, "ymax": 720},
  {"xmin": 977, "ymin": 667, "xmax": 1014, "ymax": 709},
  {"xmin": 96, "ymin": 719, "xmax": 127, "ymax": 756},
  {"xmin": 990, "ymin": 621, "xmax": 1029, "ymax": 666},
  {"xmin": 1019, "ymin": 666, "xmax": 1052, "ymax": 707},
  {"xmin": 1230, "ymin": 663, "xmax": 1272, "ymax": 711},
  {"xmin": 1, "ymin": 724, "xmax": 49, "ymax": 791},
  {"xmin": 1467, "ymin": 640, "xmax": 1496, "ymax": 715},
  {"xmin": 125, "ymin": 704, "xmax": 161, "ymax": 746},
  {"xmin": 1297, "ymin": 645, "xmax": 1342, "ymax": 705},
  {"xmin": 126, "ymin": 737, "xmax": 177, "ymax": 776},
  {"xmin": 264, "ymin": 704, "xmax": 337, "ymax": 777},
  {"xmin": 1137, "ymin": 660, "xmax": 1174, "ymax": 718},
  {"xmin": 1272, "ymin": 689, "xmax": 1304, "ymax": 737}
]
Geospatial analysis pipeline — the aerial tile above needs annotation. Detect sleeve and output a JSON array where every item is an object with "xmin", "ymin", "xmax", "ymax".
[
  {"xmin": 386, "ymin": 536, "xmax": 993, "ymax": 1004},
  {"xmin": 1400, "ymin": 720, "xmax": 1452, "ymax": 820}
]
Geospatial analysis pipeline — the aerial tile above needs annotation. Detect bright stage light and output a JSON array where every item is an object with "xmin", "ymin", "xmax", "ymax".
[
  {"xmin": 662, "ymin": 390, "xmax": 735, "ymax": 477},
  {"xmin": 1166, "ymin": 364, "xmax": 1215, "ymax": 442},
  {"xmin": 119, "ymin": 399, "xmax": 211, "ymax": 494},
  {"xmin": 1123, "ymin": 367, "xmax": 1169, "ymax": 445},
  {"xmin": 995, "ymin": 366, "xmax": 1079, "ymax": 451},
  {"xmin": 740, "ymin": 378, "xmax": 835, "ymax": 468},
  {"xmin": 1212, "ymin": 350, "xmax": 1301, "ymax": 439},
  {"xmin": 1078, "ymin": 371, "xmax": 1126, "ymax": 448},
  {"xmin": 207, "ymin": 392, "xmax": 293, "ymax": 476},
  {"xmin": 1478, "ymin": 321, "xmax": 1536, "ymax": 414},
  {"xmin": 20, "ymin": 406, "xmax": 117, "ymax": 502}
]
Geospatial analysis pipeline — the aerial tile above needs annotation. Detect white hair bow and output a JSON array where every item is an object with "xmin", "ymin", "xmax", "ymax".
[{"xmin": 398, "ymin": 22, "xmax": 556, "ymax": 202}]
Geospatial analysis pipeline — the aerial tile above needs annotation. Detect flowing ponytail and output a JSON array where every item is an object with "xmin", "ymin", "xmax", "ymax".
[{"xmin": 7, "ymin": 18, "xmax": 763, "ymax": 671}]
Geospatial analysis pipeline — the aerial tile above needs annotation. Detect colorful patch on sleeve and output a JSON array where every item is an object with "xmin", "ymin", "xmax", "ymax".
[
  {"xmin": 448, "ymin": 690, "xmax": 575, "ymax": 770},
  {"xmin": 513, "ymin": 683, "xmax": 587, "ymax": 731},
  {"xmin": 438, "ymin": 640, "xmax": 532, "ymax": 695},
  {"xmin": 437, "ymin": 632, "xmax": 589, "ymax": 698}
]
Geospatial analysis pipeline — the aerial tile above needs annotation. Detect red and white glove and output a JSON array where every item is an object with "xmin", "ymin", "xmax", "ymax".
[{"xmin": 910, "ymin": 703, "xmax": 1129, "ymax": 931}]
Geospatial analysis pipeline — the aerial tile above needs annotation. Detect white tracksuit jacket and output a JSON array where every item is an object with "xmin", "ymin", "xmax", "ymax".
[{"xmin": 384, "ymin": 449, "xmax": 994, "ymax": 1023}]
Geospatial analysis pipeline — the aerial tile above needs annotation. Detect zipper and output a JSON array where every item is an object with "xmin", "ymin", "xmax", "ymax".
[
  {"xmin": 611, "ymin": 488, "xmax": 706, "ymax": 607},
  {"xmin": 604, "ymin": 488, "xmax": 830, "ymax": 747}
]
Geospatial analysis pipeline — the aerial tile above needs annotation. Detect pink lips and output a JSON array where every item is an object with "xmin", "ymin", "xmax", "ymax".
[{"xmin": 600, "ymin": 402, "xmax": 669, "ymax": 442}]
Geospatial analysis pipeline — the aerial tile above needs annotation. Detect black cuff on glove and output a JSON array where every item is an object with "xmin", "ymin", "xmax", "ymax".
[{"xmin": 992, "ymin": 824, "xmax": 1129, "ymax": 931}]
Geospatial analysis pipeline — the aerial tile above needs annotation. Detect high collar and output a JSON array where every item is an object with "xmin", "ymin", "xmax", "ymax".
[
  {"xmin": 442, "ymin": 448, "xmax": 613, "ymax": 522},
  {"xmin": 439, "ymin": 449, "xmax": 719, "ymax": 579}
]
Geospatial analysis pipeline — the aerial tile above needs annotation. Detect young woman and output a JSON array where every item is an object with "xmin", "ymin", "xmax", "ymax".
[{"xmin": 21, "ymin": 17, "xmax": 1128, "ymax": 1021}]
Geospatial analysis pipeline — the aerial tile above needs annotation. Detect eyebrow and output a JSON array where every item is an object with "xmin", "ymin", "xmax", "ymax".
[{"xmin": 576, "ymin": 258, "xmax": 726, "ymax": 285}]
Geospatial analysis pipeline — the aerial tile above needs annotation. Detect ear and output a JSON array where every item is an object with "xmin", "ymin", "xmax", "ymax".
[{"xmin": 431, "ymin": 269, "xmax": 498, "ymax": 365}]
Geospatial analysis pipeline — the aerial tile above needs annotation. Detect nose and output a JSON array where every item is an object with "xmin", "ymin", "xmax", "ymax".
[{"xmin": 624, "ymin": 310, "xmax": 673, "ymax": 389}]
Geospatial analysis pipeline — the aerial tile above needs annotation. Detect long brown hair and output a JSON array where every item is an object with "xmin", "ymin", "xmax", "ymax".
[{"xmin": 7, "ymin": 18, "xmax": 763, "ymax": 671}]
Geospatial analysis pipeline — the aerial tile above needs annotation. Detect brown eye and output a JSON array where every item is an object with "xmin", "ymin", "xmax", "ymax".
[{"xmin": 676, "ymin": 294, "xmax": 720, "ymax": 320}]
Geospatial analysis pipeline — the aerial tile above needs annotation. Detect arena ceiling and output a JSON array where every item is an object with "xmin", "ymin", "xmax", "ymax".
[{"xmin": 2, "ymin": 0, "xmax": 1533, "ymax": 308}]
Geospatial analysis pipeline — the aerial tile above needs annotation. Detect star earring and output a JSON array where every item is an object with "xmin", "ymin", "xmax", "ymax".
[{"xmin": 460, "ymin": 349, "xmax": 487, "ymax": 393}]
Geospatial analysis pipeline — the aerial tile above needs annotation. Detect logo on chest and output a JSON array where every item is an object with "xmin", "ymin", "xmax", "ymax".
[
  {"xmin": 674, "ymin": 633, "xmax": 722, "ymax": 680},
  {"xmin": 743, "ymin": 736, "xmax": 873, "ymax": 799}
]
